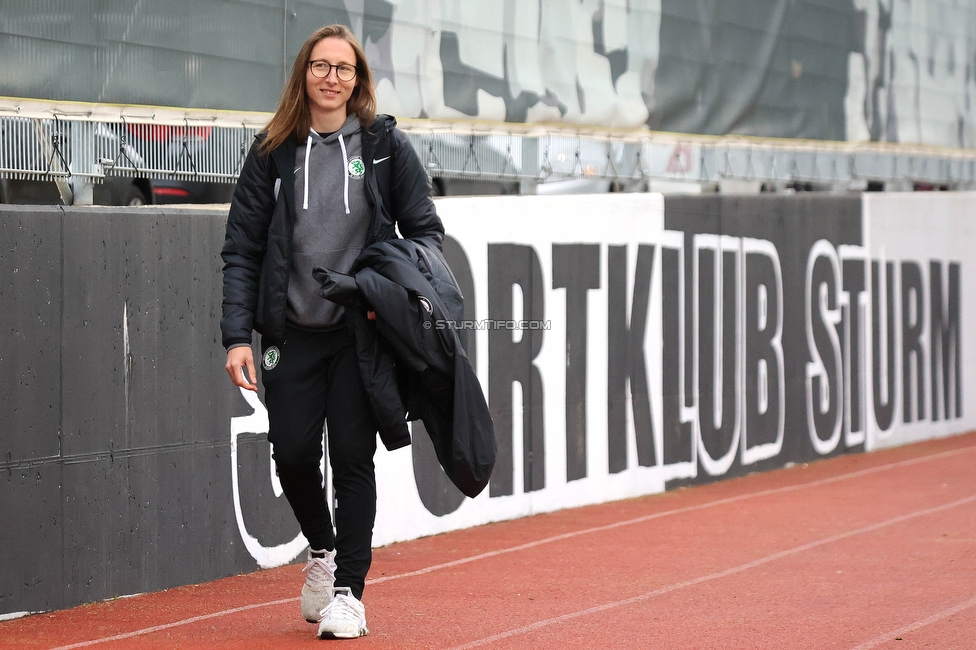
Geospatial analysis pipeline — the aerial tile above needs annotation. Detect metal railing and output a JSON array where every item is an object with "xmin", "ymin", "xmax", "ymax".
[
  {"xmin": 400, "ymin": 125, "xmax": 976, "ymax": 191},
  {"xmin": 3, "ymin": 101, "xmax": 976, "ymax": 204},
  {"xmin": 0, "ymin": 115, "xmax": 260, "ymax": 185}
]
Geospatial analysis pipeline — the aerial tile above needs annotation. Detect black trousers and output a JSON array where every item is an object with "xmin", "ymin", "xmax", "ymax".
[{"xmin": 262, "ymin": 326, "xmax": 377, "ymax": 600}]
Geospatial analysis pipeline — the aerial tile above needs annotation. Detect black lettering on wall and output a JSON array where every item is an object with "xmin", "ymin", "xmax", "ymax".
[
  {"xmin": 607, "ymin": 244, "xmax": 656, "ymax": 473},
  {"xmin": 411, "ymin": 236, "xmax": 471, "ymax": 516},
  {"xmin": 930, "ymin": 260, "xmax": 962, "ymax": 421},
  {"xmin": 696, "ymin": 241, "xmax": 739, "ymax": 472},
  {"xmin": 871, "ymin": 261, "xmax": 897, "ymax": 431},
  {"xmin": 552, "ymin": 244, "xmax": 600, "ymax": 482},
  {"xmin": 842, "ymin": 257, "xmax": 866, "ymax": 441},
  {"xmin": 662, "ymin": 244, "xmax": 693, "ymax": 465},
  {"xmin": 488, "ymin": 244, "xmax": 545, "ymax": 496},
  {"xmin": 901, "ymin": 261, "xmax": 925, "ymax": 423}
]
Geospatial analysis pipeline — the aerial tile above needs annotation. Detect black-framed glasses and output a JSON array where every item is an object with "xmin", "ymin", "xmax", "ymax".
[{"xmin": 309, "ymin": 60, "xmax": 357, "ymax": 81}]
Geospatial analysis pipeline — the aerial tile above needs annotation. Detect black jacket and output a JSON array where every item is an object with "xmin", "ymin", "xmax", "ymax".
[
  {"xmin": 316, "ymin": 239, "xmax": 496, "ymax": 499},
  {"xmin": 220, "ymin": 115, "xmax": 444, "ymax": 348}
]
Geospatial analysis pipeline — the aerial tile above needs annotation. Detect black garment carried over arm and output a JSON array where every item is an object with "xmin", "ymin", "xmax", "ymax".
[{"xmin": 316, "ymin": 239, "xmax": 495, "ymax": 499}]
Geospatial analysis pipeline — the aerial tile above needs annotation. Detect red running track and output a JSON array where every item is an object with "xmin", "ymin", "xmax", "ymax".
[{"xmin": 2, "ymin": 432, "xmax": 975, "ymax": 649}]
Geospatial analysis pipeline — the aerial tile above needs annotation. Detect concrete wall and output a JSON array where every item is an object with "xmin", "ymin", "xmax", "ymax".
[{"xmin": 2, "ymin": 193, "xmax": 972, "ymax": 616}]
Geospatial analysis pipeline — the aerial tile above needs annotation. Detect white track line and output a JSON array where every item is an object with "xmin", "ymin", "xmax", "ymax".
[
  {"xmin": 851, "ymin": 594, "xmax": 976, "ymax": 650},
  {"xmin": 48, "ymin": 444, "xmax": 976, "ymax": 648},
  {"xmin": 367, "ymin": 444, "xmax": 975, "ymax": 585},
  {"xmin": 49, "ymin": 598, "xmax": 296, "ymax": 650},
  {"xmin": 448, "ymin": 493, "xmax": 976, "ymax": 649}
]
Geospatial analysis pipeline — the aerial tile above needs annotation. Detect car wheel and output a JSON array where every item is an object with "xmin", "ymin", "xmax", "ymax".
[{"xmin": 122, "ymin": 184, "xmax": 148, "ymax": 206}]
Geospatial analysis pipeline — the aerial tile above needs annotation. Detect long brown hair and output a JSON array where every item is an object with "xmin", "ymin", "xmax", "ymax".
[{"xmin": 260, "ymin": 24, "xmax": 377, "ymax": 153}]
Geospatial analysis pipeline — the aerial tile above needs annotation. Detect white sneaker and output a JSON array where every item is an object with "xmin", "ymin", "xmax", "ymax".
[
  {"xmin": 301, "ymin": 548, "xmax": 336, "ymax": 623},
  {"xmin": 317, "ymin": 587, "xmax": 369, "ymax": 639}
]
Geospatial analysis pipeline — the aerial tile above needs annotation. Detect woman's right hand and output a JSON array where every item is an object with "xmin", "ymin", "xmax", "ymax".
[{"xmin": 226, "ymin": 346, "xmax": 258, "ymax": 392}]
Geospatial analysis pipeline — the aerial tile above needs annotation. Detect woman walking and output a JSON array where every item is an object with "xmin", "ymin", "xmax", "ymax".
[{"xmin": 220, "ymin": 24, "xmax": 443, "ymax": 639}]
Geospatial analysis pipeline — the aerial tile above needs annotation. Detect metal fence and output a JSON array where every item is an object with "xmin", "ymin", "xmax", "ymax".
[
  {"xmin": 402, "ymin": 128, "xmax": 976, "ymax": 191},
  {"xmin": 4, "ymin": 108, "xmax": 976, "ymax": 203},
  {"xmin": 0, "ymin": 114, "xmax": 259, "ymax": 185}
]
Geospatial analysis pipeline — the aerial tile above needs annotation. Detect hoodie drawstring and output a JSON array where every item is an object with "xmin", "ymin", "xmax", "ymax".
[
  {"xmin": 338, "ymin": 133, "xmax": 350, "ymax": 215},
  {"xmin": 302, "ymin": 128, "xmax": 351, "ymax": 215},
  {"xmin": 302, "ymin": 131, "xmax": 313, "ymax": 210}
]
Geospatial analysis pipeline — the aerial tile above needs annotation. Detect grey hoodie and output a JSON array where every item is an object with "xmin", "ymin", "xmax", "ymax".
[{"xmin": 286, "ymin": 114, "xmax": 370, "ymax": 329}]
